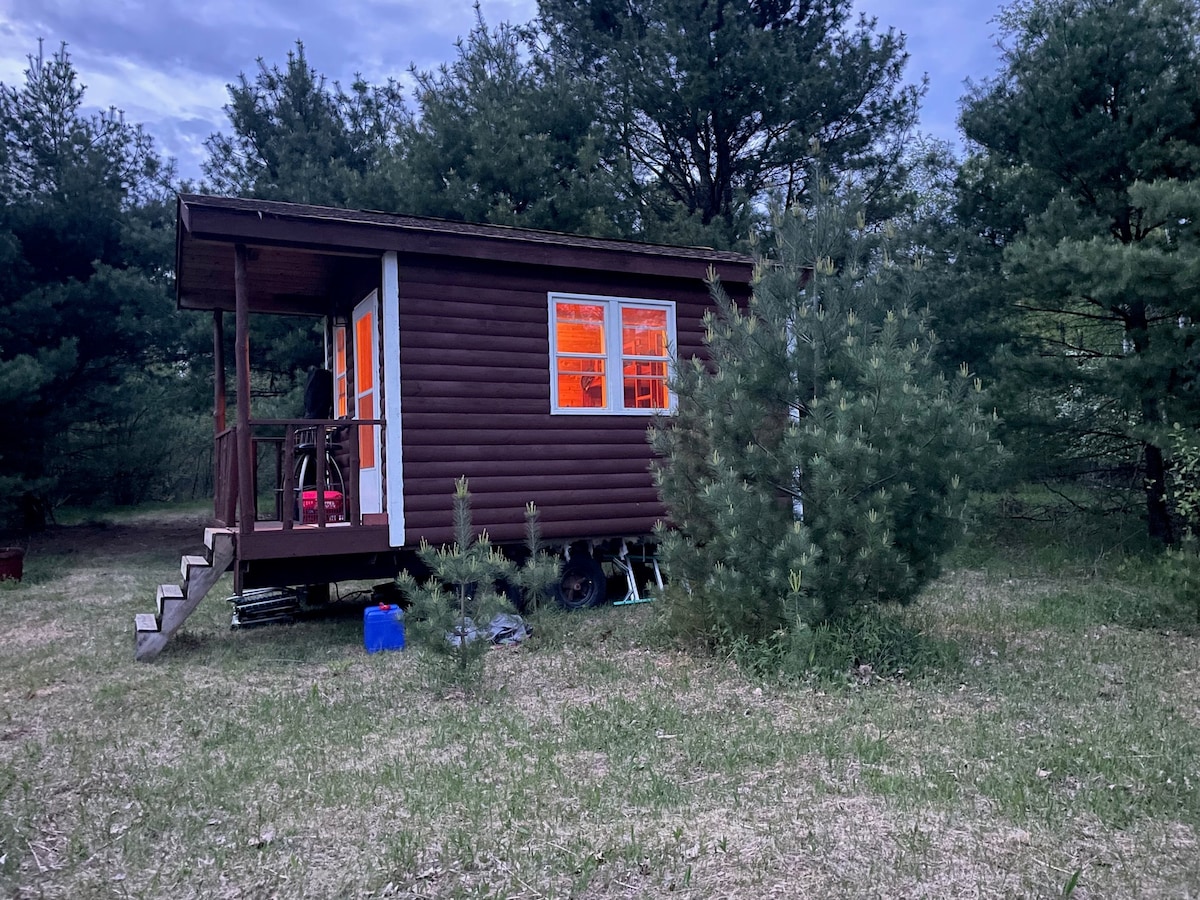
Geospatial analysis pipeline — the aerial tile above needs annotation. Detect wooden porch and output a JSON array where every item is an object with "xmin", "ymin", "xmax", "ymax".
[
  {"xmin": 136, "ymin": 217, "xmax": 399, "ymax": 660},
  {"xmin": 198, "ymin": 230, "xmax": 400, "ymax": 568},
  {"xmin": 212, "ymin": 416, "xmax": 396, "ymax": 580}
]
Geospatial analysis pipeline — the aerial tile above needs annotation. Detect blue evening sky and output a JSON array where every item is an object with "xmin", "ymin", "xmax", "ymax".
[{"xmin": 0, "ymin": 0, "xmax": 1006, "ymax": 182}]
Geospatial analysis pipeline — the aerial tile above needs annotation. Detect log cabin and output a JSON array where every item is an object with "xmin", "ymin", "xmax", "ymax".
[{"xmin": 135, "ymin": 195, "xmax": 755, "ymax": 660}]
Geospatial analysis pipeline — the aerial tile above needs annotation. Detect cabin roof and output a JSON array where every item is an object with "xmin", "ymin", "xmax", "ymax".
[{"xmin": 176, "ymin": 194, "xmax": 756, "ymax": 316}]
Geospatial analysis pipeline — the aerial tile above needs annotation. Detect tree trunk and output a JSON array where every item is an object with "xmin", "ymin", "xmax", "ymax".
[
  {"xmin": 1128, "ymin": 300, "xmax": 1173, "ymax": 545},
  {"xmin": 1144, "ymin": 438, "xmax": 1173, "ymax": 545}
]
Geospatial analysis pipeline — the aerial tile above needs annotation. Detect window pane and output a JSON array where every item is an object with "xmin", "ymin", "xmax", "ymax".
[
  {"xmin": 622, "ymin": 307, "xmax": 668, "ymax": 357},
  {"xmin": 559, "ymin": 357, "xmax": 606, "ymax": 375},
  {"xmin": 357, "ymin": 395, "xmax": 375, "ymax": 468},
  {"xmin": 559, "ymin": 301, "xmax": 606, "ymax": 325},
  {"xmin": 355, "ymin": 312, "xmax": 374, "ymax": 394},
  {"xmin": 556, "ymin": 302, "xmax": 606, "ymax": 355},
  {"xmin": 557, "ymin": 357, "xmax": 606, "ymax": 408},
  {"xmin": 623, "ymin": 359, "xmax": 668, "ymax": 409},
  {"xmin": 334, "ymin": 327, "xmax": 348, "ymax": 416}
]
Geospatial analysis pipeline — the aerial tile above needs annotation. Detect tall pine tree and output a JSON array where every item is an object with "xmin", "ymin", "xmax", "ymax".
[
  {"xmin": 0, "ymin": 42, "xmax": 189, "ymax": 523},
  {"xmin": 958, "ymin": 0, "xmax": 1200, "ymax": 543},
  {"xmin": 538, "ymin": 0, "xmax": 922, "ymax": 242},
  {"xmin": 397, "ymin": 11, "xmax": 635, "ymax": 236},
  {"xmin": 203, "ymin": 42, "xmax": 407, "ymax": 209}
]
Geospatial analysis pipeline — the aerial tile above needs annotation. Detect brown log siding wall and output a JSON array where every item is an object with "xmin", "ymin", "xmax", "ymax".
[{"xmin": 396, "ymin": 255, "xmax": 718, "ymax": 547}]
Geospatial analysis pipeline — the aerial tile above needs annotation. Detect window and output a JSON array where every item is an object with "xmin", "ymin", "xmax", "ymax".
[
  {"xmin": 550, "ymin": 293, "xmax": 676, "ymax": 414},
  {"xmin": 331, "ymin": 308, "xmax": 377, "ymax": 469},
  {"xmin": 333, "ymin": 325, "xmax": 348, "ymax": 417},
  {"xmin": 354, "ymin": 308, "xmax": 376, "ymax": 469}
]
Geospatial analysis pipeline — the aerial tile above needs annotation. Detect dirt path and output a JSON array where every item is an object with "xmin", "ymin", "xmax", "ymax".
[{"xmin": 5, "ymin": 509, "xmax": 214, "ymax": 562}]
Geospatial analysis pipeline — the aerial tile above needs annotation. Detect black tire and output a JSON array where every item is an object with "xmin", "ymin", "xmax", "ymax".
[{"xmin": 555, "ymin": 553, "xmax": 607, "ymax": 610}]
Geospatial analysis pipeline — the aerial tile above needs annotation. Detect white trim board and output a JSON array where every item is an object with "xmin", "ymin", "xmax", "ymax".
[{"xmin": 382, "ymin": 251, "xmax": 406, "ymax": 548}]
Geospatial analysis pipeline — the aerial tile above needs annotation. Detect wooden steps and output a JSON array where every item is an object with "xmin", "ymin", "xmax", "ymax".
[
  {"xmin": 180, "ymin": 555, "xmax": 208, "ymax": 580},
  {"xmin": 135, "ymin": 527, "xmax": 236, "ymax": 662}
]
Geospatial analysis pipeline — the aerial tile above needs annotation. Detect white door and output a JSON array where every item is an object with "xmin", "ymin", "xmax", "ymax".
[{"xmin": 352, "ymin": 292, "xmax": 382, "ymax": 514}]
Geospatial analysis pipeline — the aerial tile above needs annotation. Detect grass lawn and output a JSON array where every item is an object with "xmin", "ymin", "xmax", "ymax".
[{"xmin": 1, "ymin": 509, "xmax": 1197, "ymax": 898}]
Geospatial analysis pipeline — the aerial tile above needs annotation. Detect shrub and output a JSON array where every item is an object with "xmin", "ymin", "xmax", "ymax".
[
  {"xmin": 1156, "ymin": 424, "xmax": 1200, "ymax": 624},
  {"xmin": 652, "ymin": 177, "xmax": 1003, "ymax": 648}
]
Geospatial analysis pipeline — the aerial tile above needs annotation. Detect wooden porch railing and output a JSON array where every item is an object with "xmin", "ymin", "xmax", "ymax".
[
  {"xmin": 214, "ymin": 427, "xmax": 237, "ymax": 526},
  {"xmin": 213, "ymin": 418, "xmax": 384, "ymax": 534}
]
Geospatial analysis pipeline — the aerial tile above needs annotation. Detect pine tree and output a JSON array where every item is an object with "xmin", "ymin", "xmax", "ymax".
[
  {"xmin": 203, "ymin": 41, "xmax": 406, "ymax": 209},
  {"xmin": 957, "ymin": 0, "xmax": 1200, "ymax": 543},
  {"xmin": 537, "ymin": 0, "xmax": 922, "ymax": 236},
  {"xmin": 0, "ymin": 42, "xmax": 186, "ymax": 523},
  {"xmin": 652, "ymin": 176, "xmax": 1002, "ymax": 643},
  {"xmin": 398, "ymin": 11, "xmax": 634, "ymax": 236},
  {"xmin": 397, "ymin": 478, "xmax": 518, "ymax": 682},
  {"xmin": 507, "ymin": 502, "xmax": 564, "ymax": 612}
]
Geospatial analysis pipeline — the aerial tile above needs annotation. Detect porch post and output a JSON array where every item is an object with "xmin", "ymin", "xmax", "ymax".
[
  {"xmin": 234, "ymin": 244, "xmax": 254, "ymax": 534},
  {"xmin": 213, "ymin": 310, "xmax": 226, "ymax": 434},
  {"xmin": 212, "ymin": 309, "xmax": 228, "ymax": 522}
]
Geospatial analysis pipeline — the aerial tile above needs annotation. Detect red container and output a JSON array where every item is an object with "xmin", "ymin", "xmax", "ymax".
[
  {"xmin": 0, "ymin": 548, "xmax": 25, "ymax": 582},
  {"xmin": 300, "ymin": 490, "xmax": 344, "ymax": 524}
]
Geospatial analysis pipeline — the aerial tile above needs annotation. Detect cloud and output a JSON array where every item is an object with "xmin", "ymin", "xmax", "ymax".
[
  {"xmin": 78, "ymin": 57, "xmax": 228, "ymax": 123},
  {"xmin": 0, "ymin": 0, "xmax": 1002, "ymax": 178},
  {"xmin": 3, "ymin": 0, "xmax": 282, "ymax": 79},
  {"xmin": 0, "ymin": 0, "xmax": 543, "ymax": 177}
]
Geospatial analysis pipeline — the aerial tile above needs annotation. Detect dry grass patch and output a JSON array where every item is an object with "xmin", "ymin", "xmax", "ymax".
[{"xmin": 1, "ymin": 514, "xmax": 1198, "ymax": 898}]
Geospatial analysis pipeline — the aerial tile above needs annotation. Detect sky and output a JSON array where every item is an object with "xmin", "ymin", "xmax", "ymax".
[{"xmin": 0, "ymin": 0, "xmax": 1007, "ymax": 183}]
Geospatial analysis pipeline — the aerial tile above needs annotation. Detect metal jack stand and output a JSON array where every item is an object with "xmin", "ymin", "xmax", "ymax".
[{"xmin": 611, "ymin": 539, "xmax": 663, "ymax": 606}]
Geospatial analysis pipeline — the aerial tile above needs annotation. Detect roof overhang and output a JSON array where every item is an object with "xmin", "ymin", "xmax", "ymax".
[{"xmin": 175, "ymin": 194, "xmax": 756, "ymax": 316}]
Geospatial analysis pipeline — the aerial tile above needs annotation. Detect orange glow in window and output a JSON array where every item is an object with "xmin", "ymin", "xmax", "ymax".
[
  {"xmin": 623, "ymin": 360, "xmax": 669, "ymax": 409},
  {"xmin": 621, "ymin": 307, "xmax": 668, "ymax": 356},
  {"xmin": 553, "ymin": 298, "xmax": 672, "ymax": 412},
  {"xmin": 557, "ymin": 357, "xmax": 607, "ymax": 408},
  {"xmin": 555, "ymin": 302, "xmax": 607, "ymax": 408},
  {"xmin": 621, "ymin": 306, "xmax": 669, "ymax": 410},
  {"xmin": 355, "ymin": 312, "xmax": 375, "ymax": 468},
  {"xmin": 333, "ymin": 326, "xmax": 347, "ymax": 416},
  {"xmin": 357, "ymin": 395, "xmax": 375, "ymax": 468},
  {"xmin": 355, "ymin": 313, "xmax": 374, "ymax": 394},
  {"xmin": 556, "ymin": 302, "xmax": 605, "ymax": 354}
]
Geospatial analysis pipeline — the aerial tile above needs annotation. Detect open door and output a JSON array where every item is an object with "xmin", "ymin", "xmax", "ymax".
[
  {"xmin": 353, "ymin": 292, "xmax": 382, "ymax": 514},
  {"xmin": 334, "ymin": 292, "xmax": 383, "ymax": 516}
]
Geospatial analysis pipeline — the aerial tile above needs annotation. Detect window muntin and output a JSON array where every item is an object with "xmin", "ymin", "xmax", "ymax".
[{"xmin": 550, "ymin": 293, "xmax": 675, "ymax": 414}]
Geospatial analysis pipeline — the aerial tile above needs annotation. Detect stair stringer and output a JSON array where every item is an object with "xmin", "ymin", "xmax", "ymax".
[{"xmin": 135, "ymin": 529, "xmax": 236, "ymax": 662}]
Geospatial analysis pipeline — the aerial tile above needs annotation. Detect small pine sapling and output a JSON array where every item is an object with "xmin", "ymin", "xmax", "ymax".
[
  {"xmin": 396, "ymin": 477, "xmax": 516, "ymax": 678},
  {"xmin": 508, "ymin": 502, "xmax": 562, "ymax": 611}
]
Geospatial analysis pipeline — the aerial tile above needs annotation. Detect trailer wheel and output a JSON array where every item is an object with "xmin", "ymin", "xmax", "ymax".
[{"xmin": 555, "ymin": 553, "xmax": 607, "ymax": 610}]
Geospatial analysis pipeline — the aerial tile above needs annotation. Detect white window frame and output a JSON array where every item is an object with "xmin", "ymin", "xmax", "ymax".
[{"xmin": 548, "ymin": 292, "xmax": 677, "ymax": 415}]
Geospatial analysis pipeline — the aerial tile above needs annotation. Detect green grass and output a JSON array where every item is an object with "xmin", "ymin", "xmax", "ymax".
[{"xmin": 1, "ymin": 507, "xmax": 1198, "ymax": 898}]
